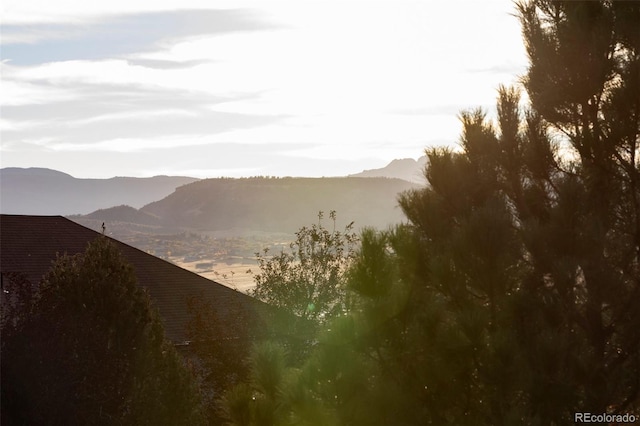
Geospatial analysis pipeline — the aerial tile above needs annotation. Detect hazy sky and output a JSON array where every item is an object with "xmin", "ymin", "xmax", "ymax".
[{"xmin": 1, "ymin": 0, "xmax": 528, "ymax": 178}]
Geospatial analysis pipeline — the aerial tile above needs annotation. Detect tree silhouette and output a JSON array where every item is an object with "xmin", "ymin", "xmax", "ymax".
[
  {"xmin": 512, "ymin": 0, "xmax": 640, "ymax": 418},
  {"xmin": 219, "ymin": 1, "xmax": 640, "ymax": 424},
  {"xmin": 251, "ymin": 211, "xmax": 358, "ymax": 324},
  {"xmin": 1, "ymin": 237, "xmax": 205, "ymax": 425}
]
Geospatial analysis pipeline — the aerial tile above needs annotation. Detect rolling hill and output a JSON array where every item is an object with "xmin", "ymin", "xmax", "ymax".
[
  {"xmin": 75, "ymin": 177, "xmax": 420, "ymax": 235},
  {"xmin": 0, "ymin": 168, "xmax": 199, "ymax": 215},
  {"xmin": 2, "ymin": 159, "xmax": 427, "ymax": 233},
  {"xmin": 141, "ymin": 176, "xmax": 419, "ymax": 233}
]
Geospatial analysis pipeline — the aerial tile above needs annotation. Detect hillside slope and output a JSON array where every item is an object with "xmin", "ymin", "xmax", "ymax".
[{"xmin": 141, "ymin": 177, "xmax": 419, "ymax": 233}]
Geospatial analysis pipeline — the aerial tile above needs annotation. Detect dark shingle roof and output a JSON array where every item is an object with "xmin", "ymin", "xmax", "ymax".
[{"xmin": 0, "ymin": 214, "xmax": 261, "ymax": 343}]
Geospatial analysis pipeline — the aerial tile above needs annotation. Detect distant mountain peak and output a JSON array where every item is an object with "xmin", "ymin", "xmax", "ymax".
[
  {"xmin": 1, "ymin": 167, "xmax": 75, "ymax": 179},
  {"xmin": 0, "ymin": 168, "xmax": 200, "ymax": 215},
  {"xmin": 349, "ymin": 156, "xmax": 428, "ymax": 183}
]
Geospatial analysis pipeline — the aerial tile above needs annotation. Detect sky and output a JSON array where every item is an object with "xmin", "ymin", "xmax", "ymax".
[{"xmin": 1, "ymin": 0, "xmax": 528, "ymax": 179}]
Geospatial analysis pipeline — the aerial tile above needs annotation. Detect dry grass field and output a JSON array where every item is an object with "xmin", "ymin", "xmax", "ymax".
[{"xmin": 172, "ymin": 257, "xmax": 258, "ymax": 293}]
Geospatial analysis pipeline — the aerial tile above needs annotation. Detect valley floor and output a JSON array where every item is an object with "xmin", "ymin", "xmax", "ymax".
[{"xmin": 171, "ymin": 257, "xmax": 257, "ymax": 293}]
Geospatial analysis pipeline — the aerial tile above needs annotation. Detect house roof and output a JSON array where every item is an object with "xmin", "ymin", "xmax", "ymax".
[{"xmin": 0, "ymin": 214, "xmax": 262, "ymax": 343}]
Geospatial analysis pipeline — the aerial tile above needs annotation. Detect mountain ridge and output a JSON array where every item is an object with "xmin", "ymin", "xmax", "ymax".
[
  {"xmin": 0, "ymin": 167, "xmax": 200, "ymax": 215},
  {"xmin": 1, "ymin": 158, "xmax": 427, "ymax": 218},
  {"xmin": 138, "ymin": 176, "xmax": 419, "ymax": 233},
  {"xmin": 73, "ymin": 176, "xmax": 419, "ymax": 235},
  {"xmin": 349, "ymin": 156, "xmax": 428, "ymax": 183}
]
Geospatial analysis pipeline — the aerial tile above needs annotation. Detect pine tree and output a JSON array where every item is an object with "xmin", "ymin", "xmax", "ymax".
[
  {"xmin": 512, "ymin": 0, "xmax": 640, "ymax": 418},
  {"xmin": 1, "ymin": 237, "xmax": 205, "ymax": 425},
  {"xmin": 220, "ymin": 2, "xmax": 640, "ymax": 424}
]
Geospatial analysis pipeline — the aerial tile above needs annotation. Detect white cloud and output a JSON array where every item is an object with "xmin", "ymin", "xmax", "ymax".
[
  {"xmin": 1, "ymin": 0, "xmax": 529, "ymax": 178},
  {"xmin": 0, "ymin": 117, "xmax": 49, "ymax": 133},
  {"xmin": 15, "ymin": 59, "xmax": 163, "ymax": 85},
  {"xmin": 70, "ymin": 109, "xmax": 199, "ymax": 127},
  {"xmin": 48, "ymin": 136, "xmax": 204, "ymax": 153},
  {"xmin": 1, "ymin": 69, "xmax": 80, "ymax": 106},
  {"xmin": 1, "ymin": 0, "xmax": 257, "ymax": 24}
]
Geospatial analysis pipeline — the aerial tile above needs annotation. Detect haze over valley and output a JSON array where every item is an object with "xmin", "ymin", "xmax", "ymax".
[{"xmin": 1, "ymin": 158, "xmax": 425, "ymax": 291}]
